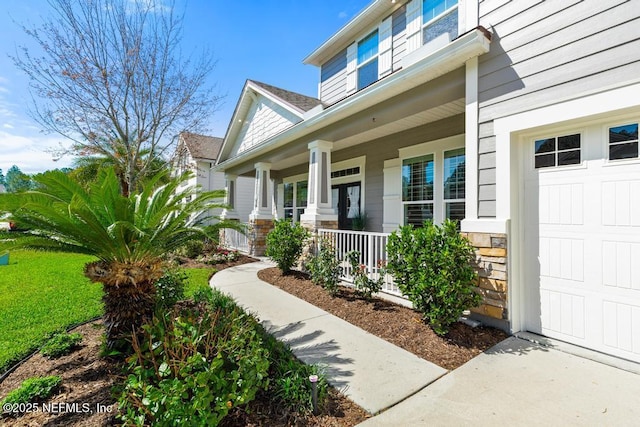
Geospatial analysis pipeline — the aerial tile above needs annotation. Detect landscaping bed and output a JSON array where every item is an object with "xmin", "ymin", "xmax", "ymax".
[{"xmin": 257, "ymin": 267, "xmax": 509, "ymax": 370}]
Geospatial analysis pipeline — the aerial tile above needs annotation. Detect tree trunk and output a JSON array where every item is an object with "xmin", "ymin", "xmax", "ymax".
[{"xmin": 84, "ymin": 260, "xmax": 163, "ymax": 351}]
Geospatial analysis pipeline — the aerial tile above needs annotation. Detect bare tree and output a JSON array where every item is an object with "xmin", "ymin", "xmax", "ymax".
[{"xmin": 13, "ymin": 0, "xmax": 220, "ymax": 195}]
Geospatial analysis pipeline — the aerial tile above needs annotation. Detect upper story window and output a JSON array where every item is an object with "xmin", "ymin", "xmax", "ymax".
[
  {"xmin": 357, "ymin": 30, "xmax": 378, "ymax": 90},
  {"xmin": 609, "ymin": 123, "xmax": 639, "ymax": 161},
  {"xmin": 422, "ymin": 0, "xmax": 458, "ymax": 45}
]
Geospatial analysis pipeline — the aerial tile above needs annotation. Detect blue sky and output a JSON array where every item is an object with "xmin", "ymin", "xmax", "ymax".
[{"xmin": 0, "ymin": 0, "xmax": 371, "ymax": 174}]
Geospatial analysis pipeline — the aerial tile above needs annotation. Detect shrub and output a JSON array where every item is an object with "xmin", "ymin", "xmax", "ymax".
[
  {"xmin": 345, "ymin": 251, "xmax": 384, "ymax": 300},
  {"xmin": 258, "ymin": 329, "xmax": 328, "ymax": 416},
  {"xmin": 175, "ymin": 239, "xmax": 205, "ymax": 259},
  {"xmin": 154, "ymin": 268, "xmax": 187, "ymax": 309},
  {"xmin": 40, "ymin": 332, "xmax": 82, "ymax": 358},
  {"xmin": 1, "ymin": 376, "xmax": 62, "ymax": 406},
  {"xmin": 265, "ymin": 219, "xmax": 309, "ymax": 274},
  {"xmin": 385, "ymin": 220, "xmax": 481, "ymax": 335},
  {"xmin": 117, "ymin": 300, "xmax": 270, "ymax": 426},
  {"xmin": 305, "ymin": 239, "xmax": 342, "ymax": 295},
  {"xmin": 200, "ymin": 247, "xmax": 239, "ymax": 265}
]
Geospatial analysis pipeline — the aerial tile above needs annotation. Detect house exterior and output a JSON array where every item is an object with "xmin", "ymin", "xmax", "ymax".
[
  {"xmin": 215, "ymin": 0, "xmax": 640, "ymax": 364},
  {"xmin": 173, "ymin": 132, "xmax": 253, "ymax": 224}
]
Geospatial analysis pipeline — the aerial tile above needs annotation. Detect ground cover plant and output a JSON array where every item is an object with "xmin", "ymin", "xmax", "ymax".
[
  {"xmin": 0, "ymin": 376, "xmax": 62, "ymax": 406},
  {"xmin": 40, "ymin": 332, "xmax": 83, "ymax": 359},
  {"xmin": 0, "ymin": 250, "xmax": 102, "ymax": 374}
]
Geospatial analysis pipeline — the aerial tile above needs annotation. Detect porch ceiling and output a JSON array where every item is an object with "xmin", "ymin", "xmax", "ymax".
[{"xmin": 262, "ymin": 97, "xmax": 466, "ymax": 172}]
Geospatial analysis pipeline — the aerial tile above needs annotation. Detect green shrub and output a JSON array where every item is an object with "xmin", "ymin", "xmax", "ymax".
[
  {"xmin": 305, "ymin": 239, "xmax": 342, "ymax": 295},
  {"xmin": 175, "ymin": 239, "xmax": 205, "ymax": 259},
  {"xmin": 154, "ymin": 268, "xmax": 187, "ymax": 309},
  {"xmin": 385, "ymin": 220, "xmax": 481, "ymax": 335},
  {"xmin": 265, "ymin": 219, "xmax": 309, "ymax": 274},
  {"xmin": 117, "ymin": 300, "xmax": 270, "ymax": 426},
  {"xmin": 258, "ymin": 329, "xmax": 328, "ymax": 416},
  {"xmin": 345, "ymin": 251, "xmax": 384, "ymax": 300},
  {"xmin": 40, "ymin": 332, "xmax": 82, "ymax": 358},
  {"xmin": 1, "ymin": 376, "xmax": 62, "ymax": 406}
]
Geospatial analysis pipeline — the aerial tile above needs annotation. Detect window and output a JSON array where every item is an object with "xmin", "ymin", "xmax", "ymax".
[
  {"xmin": 534, "ymin": 133, "xmax": 581, "ymax": 169},
  {"xmin": 609, "ymin": 123, "xmax": 639, "ymax": 161},
  {"xmin": 443, "ymin": 148, "xmax": 465, "ymax": 222},
  {"xmin": 283, "ymin": 180, "xmax": 307, "ymax": 222},
  {"xmin": 357, "ymin": 30, "xmax": 378, "ymax": 90},
  {"xmin": 422, "ymin": 0, "xmax": 458, "ymax": 45},
  {"xmin": 402, "ymin": 154, "xmax": 434, "ymax": 226}
]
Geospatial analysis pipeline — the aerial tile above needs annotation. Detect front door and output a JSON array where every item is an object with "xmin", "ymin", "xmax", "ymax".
[{"xmin": 332, "ymin": 182, "xmax": 361, "ymax": 230}]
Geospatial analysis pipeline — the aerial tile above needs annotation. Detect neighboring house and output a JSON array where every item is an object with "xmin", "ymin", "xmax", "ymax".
[
  {"xmin": 215, "ymin": 0, "xmax": 640, "ymax": 364},
  {"xmin": 173, "ymin": 132, "xmax": 253, "ymax": 224}
]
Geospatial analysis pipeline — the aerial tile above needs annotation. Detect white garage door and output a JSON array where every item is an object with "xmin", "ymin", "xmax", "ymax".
[{"xmin": 524, "ymin": 121, "xmax": 640, "ymax": 363}]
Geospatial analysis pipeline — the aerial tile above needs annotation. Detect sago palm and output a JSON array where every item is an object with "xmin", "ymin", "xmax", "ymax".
[{"xmin": 0, "ymin": 168, "xmax": 224, "ymax": 349}]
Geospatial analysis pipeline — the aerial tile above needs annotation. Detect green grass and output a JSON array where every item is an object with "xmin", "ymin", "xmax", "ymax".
[
  {"xmin": 0, "ymin": 250, "xmax": 217, "ymax": 375},
  {"xmin": 0, "ymin": 250, "xmax": 103, "ymax": 374},
  {"xmin": 184, "ymin": 267, "xmax": 216, "ymax": 297}
]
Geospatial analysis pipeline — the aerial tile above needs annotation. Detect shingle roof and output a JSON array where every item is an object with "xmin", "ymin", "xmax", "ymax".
[
  {"xmin": 249, "ymin": 80, "xmax": 323, "ymax": 113},
  {"xmin": 180, "ymin": 132, "xmax": 223, "ymax": 161}
]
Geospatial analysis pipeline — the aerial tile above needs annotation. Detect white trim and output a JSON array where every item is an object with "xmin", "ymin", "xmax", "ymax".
[
  {"xmin": 465, "ymin": 57, "xmax": 479, "ymax": 221},
  {"xmin": 378, "ymin": 16, "xmax": 393, "ymax": 78},
  {"xmin": 460, "ymin": 219, "xmax": 509, "ymax": 234},
  {"xmin": 462, "ymin": 0, "xmax": 478, "ymax": 34}
]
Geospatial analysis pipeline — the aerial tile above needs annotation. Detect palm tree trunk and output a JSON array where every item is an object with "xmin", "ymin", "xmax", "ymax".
[{"xmin": 85, "ymin": 260, "xmax": 163, "ymax": 351}]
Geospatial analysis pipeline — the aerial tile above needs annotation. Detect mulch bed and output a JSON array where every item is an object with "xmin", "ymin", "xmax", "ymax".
[{"xmin": 257, "ymin": 267, "xmax": 509, "ymax": 371}]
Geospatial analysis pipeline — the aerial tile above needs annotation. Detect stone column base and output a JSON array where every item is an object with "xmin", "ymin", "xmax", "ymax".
[
  {"xmin": 300, "ymin": 219, "xmax": 338, "ymax": 234},
  {"xmin": 461, "ymin": 232, "xmax": 509, "ymax": 321},
  {"xmin": 248, "ymin": 219, "xmax": 274, "ymax": 257}
]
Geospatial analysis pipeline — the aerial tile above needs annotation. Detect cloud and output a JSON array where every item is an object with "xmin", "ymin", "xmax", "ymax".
[
  {"xmin": 0, "ymin": 130, "xmax": 73, "ymax": 174},
  {"xmin": 338, "ymin": 11, "xmax": 348, "ymax": 19},
  {"xmin": 3, "ymin": 124, "xmax": 14, "ymax": 129}
]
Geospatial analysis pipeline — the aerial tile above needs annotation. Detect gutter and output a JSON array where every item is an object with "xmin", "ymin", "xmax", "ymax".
[{"xmin": 214, "ymin": 27, "xmax": 491, "ymax": 173}]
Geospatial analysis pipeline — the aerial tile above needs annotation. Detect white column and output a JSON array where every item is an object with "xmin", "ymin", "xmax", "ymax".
[
  {"xmin": 301, "ymin": 140, "xmax": 337, "ymax": 222},
  {"xmin": 220, "ymin": 174, "xmax": 238, "ymax": 220},
  {"xmin": 250, "ymin": 162, "xmax": 273, "ymax": 220}
]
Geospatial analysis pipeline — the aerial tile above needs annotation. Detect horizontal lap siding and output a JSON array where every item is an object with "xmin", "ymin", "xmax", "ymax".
[
  {"xmin": 320, "ymin": 50, "xmax": 347, "ymax": 105},
  {"xmin": 477, "ymin": 0, "xmax": 640, "ymax": 218}
]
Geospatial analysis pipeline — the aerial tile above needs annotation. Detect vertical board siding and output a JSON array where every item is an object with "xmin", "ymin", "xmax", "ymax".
[{"xmin": 477, "ymin": 0, "xmax": 640, "ymax": 218}]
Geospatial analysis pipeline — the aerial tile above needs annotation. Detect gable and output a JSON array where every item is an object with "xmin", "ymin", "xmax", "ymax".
[{"xmin": 233, "ymin": 93, "xmax": 302, "ymax": 156}]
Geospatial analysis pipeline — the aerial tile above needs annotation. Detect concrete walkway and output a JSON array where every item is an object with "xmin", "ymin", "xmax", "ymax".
[
  {"xmin": 212, "ymin": 261, "xmax": 640, "ymax": 425},
  {"xmin": 211, "ymin": 260, "xmax": 447, "ymax": 414}
]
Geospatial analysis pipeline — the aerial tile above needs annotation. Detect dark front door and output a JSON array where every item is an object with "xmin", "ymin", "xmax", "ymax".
[{"xmin": 332, "ymin": 182, "xmax": 361, "ymax": 230}]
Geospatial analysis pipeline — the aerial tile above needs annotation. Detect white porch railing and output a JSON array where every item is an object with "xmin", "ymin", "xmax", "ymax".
[
  {"xmin": 221, "ymin": 226, "xmax": 250, "ymax": 254},
  {"xmin": 317, "ymin": 228, "xmax": 401, "ymax": 296}
]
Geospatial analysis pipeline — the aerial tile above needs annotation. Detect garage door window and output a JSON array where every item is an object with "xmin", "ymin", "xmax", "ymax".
[
  {"xmin": 534, "ymin": 133, "xmax": 581, "ymax": 169},
  {"xmin": 609, "ymin": 123, "xmax": 638, "ymax": 161}
]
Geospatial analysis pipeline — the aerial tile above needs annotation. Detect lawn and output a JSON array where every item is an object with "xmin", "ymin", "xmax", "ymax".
[{"xmin": 0, "ymin": 250, "xmax": 215, "ymax": 375}]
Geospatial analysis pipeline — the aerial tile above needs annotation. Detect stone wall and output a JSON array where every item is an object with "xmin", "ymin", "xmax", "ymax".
[
  {"xmin": 300, "ymin": 219, "xmax": 338, "ymax": 233},
  {"xmin": 462, "ymin": 232, "xmax": 508, "ymax": 321},
  {"xmin": 248, "ymin": 219, "xmax": 274, "ymax": 256}
]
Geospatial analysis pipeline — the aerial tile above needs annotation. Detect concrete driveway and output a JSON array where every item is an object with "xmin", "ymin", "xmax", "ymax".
[{"xmin": 359, "ymin": 336, "xmax": 640, "ymax": 426}]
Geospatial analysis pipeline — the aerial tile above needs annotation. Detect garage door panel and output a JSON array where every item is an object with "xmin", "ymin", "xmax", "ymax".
[
  {"xmin": 525, "ymin": 123, "xmax": 640, "ymax": 363},
  {"xmin": 602, "ymin": 301, "xmax": 640, "ymax": 357}
]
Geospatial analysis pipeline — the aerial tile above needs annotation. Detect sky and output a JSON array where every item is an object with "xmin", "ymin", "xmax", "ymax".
[{"xmin": 0, "ymin": 0, "xmax": 371, "ymax": 175}]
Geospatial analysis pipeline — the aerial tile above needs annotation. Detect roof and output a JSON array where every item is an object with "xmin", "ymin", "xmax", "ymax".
[
  {"xmin": 249, "ymin": 80, "xmax": 323, "ymax": 113},
  {"xmin": 179, "ymin": 132, "xmax": 223, "ymax": 161}
]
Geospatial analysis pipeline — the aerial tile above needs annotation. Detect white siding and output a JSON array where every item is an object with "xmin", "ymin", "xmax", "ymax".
[
  {"xmin": 235, "ymin": 94, "xmax": 301, "ymax": 155},
  {"xmin": 477, "ymin": 0, "xmax": 640, "ymax": 217}
]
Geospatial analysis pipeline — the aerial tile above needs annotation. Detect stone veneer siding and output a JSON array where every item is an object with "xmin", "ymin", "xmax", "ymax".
[
  {"xmin": 248, "ymin": 219, "xmax": 274, "ymax": 256},
  {"xmin": 461, "ymin": 232, "xmax": 508, "ymax": 321},
  {"xmin": 300, "ymin": 219, "xmax": 339, "ymax": 233}
]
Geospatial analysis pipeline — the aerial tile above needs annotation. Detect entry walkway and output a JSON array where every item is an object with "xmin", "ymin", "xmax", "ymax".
[
  {"xmin": 212, "ymin": 260, "xmax": 640, "ymax": 425},
  {"xmin": 210, "ymin": 260, "xmax": 447, "ymax": 415}
]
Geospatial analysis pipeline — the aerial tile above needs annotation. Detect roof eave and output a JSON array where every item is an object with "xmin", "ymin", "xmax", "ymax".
[{"xmin": 215, "ymin": 28, "xmax": 491, "ymax": 173}]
